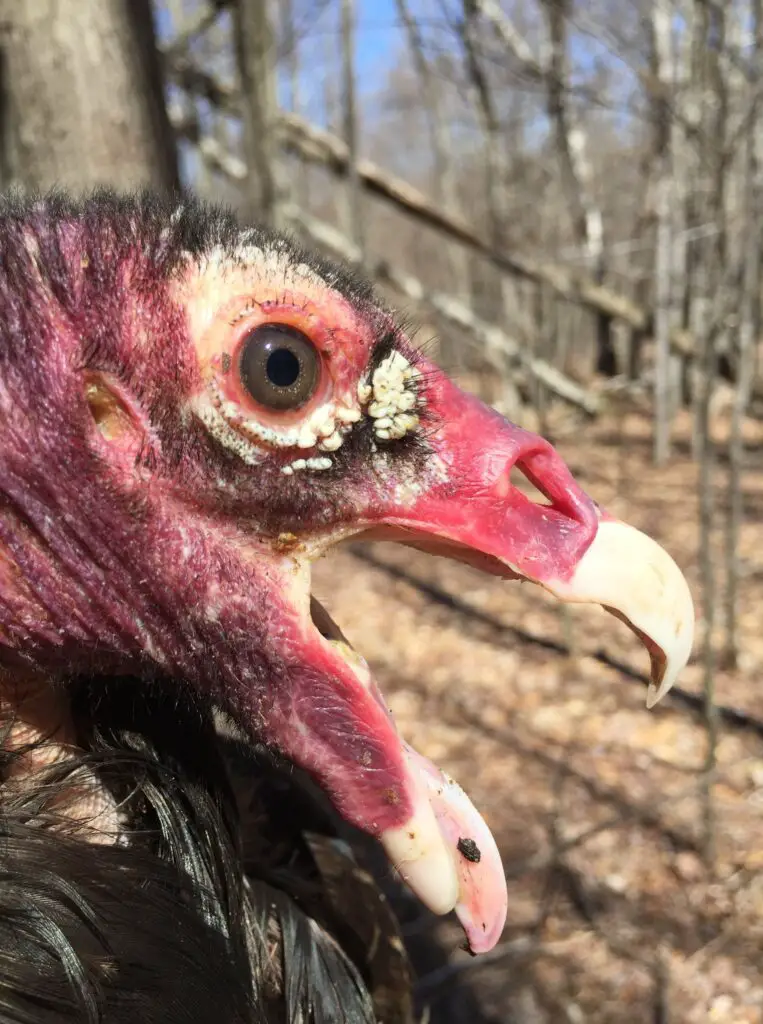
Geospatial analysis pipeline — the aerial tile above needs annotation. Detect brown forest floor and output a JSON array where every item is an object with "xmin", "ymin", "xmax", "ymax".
[{"xmin": 313, "ymin": 406, "xmax": 763, "ymax": 1024}]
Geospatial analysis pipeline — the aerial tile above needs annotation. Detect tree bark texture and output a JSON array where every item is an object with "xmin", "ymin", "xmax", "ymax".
[
  {"xmin": 234, "ymin": 0, "xmax": 281, "ymax": 228},
  {"xmin": 0, "ymin": 0, "xmax": 179, "ymax": 193}
]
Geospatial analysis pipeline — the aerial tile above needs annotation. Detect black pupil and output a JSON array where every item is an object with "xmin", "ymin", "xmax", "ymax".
[{"xmin": 266, "ymin": 347, "xmax": 301, "ymax": 388}]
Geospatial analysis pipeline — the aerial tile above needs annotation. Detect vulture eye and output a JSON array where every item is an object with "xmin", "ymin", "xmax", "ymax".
[{"xmin": 238, "ymin": 323, "xmax": 319, "ymax": 411}]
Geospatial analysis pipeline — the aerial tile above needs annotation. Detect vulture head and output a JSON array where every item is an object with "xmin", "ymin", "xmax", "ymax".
[{"xmin": 0, "ymin": 191, "xmax": 693, "ymax": 963}]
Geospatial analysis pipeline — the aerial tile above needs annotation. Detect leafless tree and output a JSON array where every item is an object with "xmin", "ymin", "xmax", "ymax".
[
  {"xmin": 340, "ymin": 0, "xmax": 364, "ymax": 252},
  {"xmin": 723, "ymin": 0, "xmax": 763, "ymax": 668},
  {"xmin": 651, "ymin": 0, "xmax": 679, "ymax": 466},
  {"xmin": 234, "ymin": 0, "xmax": 282, "ymax": 227}
]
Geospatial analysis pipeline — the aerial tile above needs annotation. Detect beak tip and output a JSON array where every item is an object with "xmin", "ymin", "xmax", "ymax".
[
  {"xmin": 645, "ymin": 684, "xmax": 661, "ymax": 709},
  {"xmin": 548, "ymin": 519, "xmax": 694, "ymax": 710},
  {"xmin": 646, "ymin": 658, "xmax": 683, "ymax": 709}
]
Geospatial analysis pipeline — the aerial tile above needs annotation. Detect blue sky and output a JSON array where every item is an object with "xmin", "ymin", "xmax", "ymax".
[
  {"xmin": 352, "ymin": 0, "xmax": 402, "ymax": 87},
  {"xmin": 291, "ymin": 0, "xmax": 406, "ymax": 114}
]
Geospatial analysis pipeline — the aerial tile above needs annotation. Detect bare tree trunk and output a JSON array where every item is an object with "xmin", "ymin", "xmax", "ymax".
[
  {"xmin": 696, "ymin": 259, "xmax": 719, "ymax": 868},
  {"xmin": 395, "ymin": 0, "xmax": 457, "ymax": 212},
  {"xmin": 340, "ymin": 0, "xmax": 364, "ymax": 253},
  {"xmin": 395, "ymin": 0, "xmax": 469, "ymax": 368},
  {"xmin": 723, "ymin": 0, "xmax": 763, "ymax": 668},
  {"xmin": 281, "ymin": 0, "xmax": 309, "ymax": 212},
  {"xmin": 461, "ymin": 0, "xmax": 522, "ymax": 418},
  {"xmin": 0, "ymin": 0, "xmax": 178, "ymax": 193},
  {"xmin": 542, "ymin": 0, "xmax": 611, "ymax": 376},
  {"xmin": 693, "ymin": 0, "xmax": 726, "ymax": 867},
  {"xmin": 542, "ymin": 1, "xmax": 604, "ymax": 270},
  {"xmin": 234, "ymin": 0, "xmax": 282, "ymax": 228},
  {"xmin": 652, "ymin": 0, "xmax": 677, "ymax": 465}
]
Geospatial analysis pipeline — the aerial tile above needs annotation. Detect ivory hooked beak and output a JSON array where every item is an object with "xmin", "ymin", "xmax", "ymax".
[{"xmin": 539, "ymin": 519, "xmax": 694, "ymax": 706}]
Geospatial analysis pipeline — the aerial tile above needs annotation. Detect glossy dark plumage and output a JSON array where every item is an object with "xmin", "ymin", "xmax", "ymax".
[{"xmin": 0, "ymin": 677, "xmax": 412, "ymax": 1023}]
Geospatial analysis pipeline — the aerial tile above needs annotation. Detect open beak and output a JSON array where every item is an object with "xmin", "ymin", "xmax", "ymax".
[{"xmin": 253, "ymin": 372, "xmax": 694, "ymax": 955}]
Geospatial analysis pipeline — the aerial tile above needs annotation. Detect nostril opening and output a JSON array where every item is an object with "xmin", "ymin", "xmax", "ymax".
[
  {"xmin": 515, "ymin": 447, "xmax": 597, "ymax": 528},
  {"xmin": 509, "ymin": 463, "xmax": 553, "ymax": 507}
]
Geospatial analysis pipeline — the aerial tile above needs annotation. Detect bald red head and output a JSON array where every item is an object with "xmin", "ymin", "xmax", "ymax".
[{"xmin": 0, "ymin": 191, "xmax": 693, "ymax": 952}]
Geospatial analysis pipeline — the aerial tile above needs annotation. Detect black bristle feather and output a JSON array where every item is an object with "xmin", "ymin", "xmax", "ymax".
[{"xmin": 0, "ymin": 677, "xmax": 396, "ymax": 1023}]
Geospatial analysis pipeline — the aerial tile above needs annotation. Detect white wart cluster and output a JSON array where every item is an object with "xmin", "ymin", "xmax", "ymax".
[
  {"xmin": 280, "ymin": 403, "xmax": 363, "ymax": 474},
  {"xmin": 358, "ymin": 350, "xmax": 420, "ymax": 442},
  {"xmin": 281, "ymin": 456, "xmax": 333, "ymax": 477}
]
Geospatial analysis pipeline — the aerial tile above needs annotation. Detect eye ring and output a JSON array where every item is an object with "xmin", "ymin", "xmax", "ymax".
[{"xmin": 238, "ymin": 323, "xmax": 320, "ymax": 411}]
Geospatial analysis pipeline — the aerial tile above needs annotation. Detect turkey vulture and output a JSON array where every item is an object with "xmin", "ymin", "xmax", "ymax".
[{"xmin": 0, "ymin": 191, "xmax": 693, "ymax": 1023}]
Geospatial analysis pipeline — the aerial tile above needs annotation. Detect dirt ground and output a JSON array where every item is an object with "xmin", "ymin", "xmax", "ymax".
[{"xmin": 313, "ymin": 406, "xmax": 763, "ymax": 1024}]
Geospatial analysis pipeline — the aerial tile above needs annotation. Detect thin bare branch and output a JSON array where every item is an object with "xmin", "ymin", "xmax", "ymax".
[
  {"xmin": 340, "ymin": 0, "xmax": 364, "ymax": 252},
  {"xmin": 723, "ymin": 0, "xmax": 763, "ymax": 667}
]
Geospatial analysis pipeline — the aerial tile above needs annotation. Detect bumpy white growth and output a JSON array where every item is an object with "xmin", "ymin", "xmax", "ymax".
[
  {"xmin": 281, "ymin": 456, "xmax": 333, "ymax": 476},
  {"xmin": 193, "ymin": 398, "xmax": 263, "ymax": 466},
  {"xmin": 336, "ymin": 406, "xmax": 362, "ymax": 425},
  {"xmin": 319, "ymin": 431, "xmax": 343, "ymax": 451},
  {"xmin": 313, "ymin": 404, "xmax": 359, "ymax": 454},
  {"xmin": 360, "ymin": 350, "xmax": 421, "ymax": 441}
]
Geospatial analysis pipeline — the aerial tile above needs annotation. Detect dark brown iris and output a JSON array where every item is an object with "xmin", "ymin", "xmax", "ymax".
[{"xmin": 238, "ymin": 323, "xmax": 319, "ymax": 410}]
